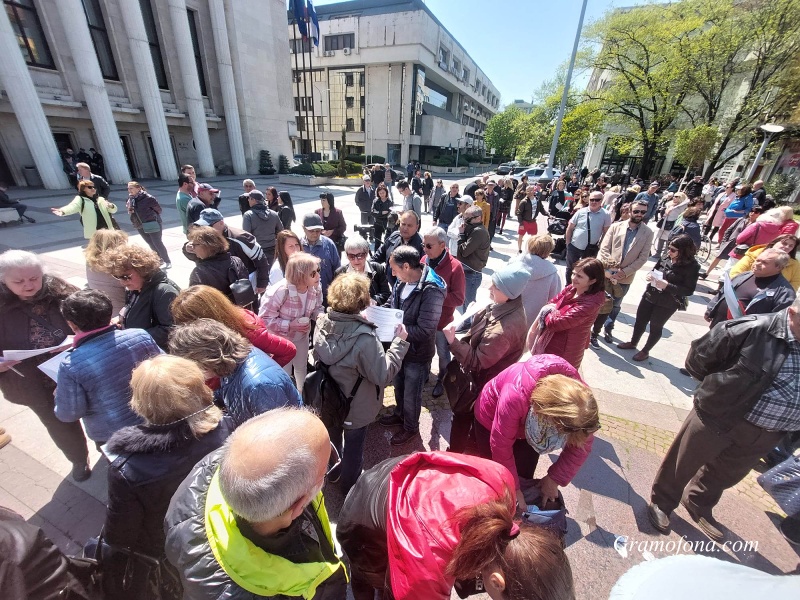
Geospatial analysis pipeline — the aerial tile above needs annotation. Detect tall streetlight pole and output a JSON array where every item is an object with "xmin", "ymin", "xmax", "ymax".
[
  {"xmin": 546, "ymin": 0, "xmax": 588, "ymax": 178},
  {"xmin": 746, "ymin": 123, "xmax": 784, "ymax": 182},
  {"xmin": 455, "ymin": 137, "xmax": 464, "ymax": 171}
]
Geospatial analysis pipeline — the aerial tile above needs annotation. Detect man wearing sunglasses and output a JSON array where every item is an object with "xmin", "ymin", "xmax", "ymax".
[
  {"xmin": 564, "ymin": 190, "xmax": 612, "ymax": 284},
  {"xmin": 590, "ymin": 199, "xmax": 654, "ymax": 346},
  {"xmin": 165, "ymin": 408, "xmax": 348, "ymax": 600}
]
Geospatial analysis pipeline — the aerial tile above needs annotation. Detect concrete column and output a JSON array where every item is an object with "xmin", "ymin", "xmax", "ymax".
[
  {"xmin": 117, "ymin": 0, "xmax": 177, "ymax": 180},
  {"xmin": 0, "ymin": 8, "xmax": 69, "ymax": 188},
  {"xmin": 167, "ymin": 0, "xmax": 215, "ymax": 177},
  {"xmin": 208, "ymin": 0, "xmax": 245, "ymax": 175},
  {"xmin": 55, "ymin": 0, "xmax": 130, "ymax": 184}
]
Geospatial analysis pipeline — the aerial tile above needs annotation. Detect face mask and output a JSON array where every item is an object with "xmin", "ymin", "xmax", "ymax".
[{"xmin": 525, "ymin": 408, "xmax": 567, "ymax": 454}]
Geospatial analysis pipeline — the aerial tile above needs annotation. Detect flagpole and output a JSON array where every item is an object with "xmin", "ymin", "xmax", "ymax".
[
  {"xmin": 307, "ymin": 42, "xmax": 318, "ymax": 157},
  {"xmin": 299, "ymin": 22, "xmax": 311, "ymax": 159},
  {"xmin": 291, "ymin": 19, "xmax": 305, "ymax": 158}
]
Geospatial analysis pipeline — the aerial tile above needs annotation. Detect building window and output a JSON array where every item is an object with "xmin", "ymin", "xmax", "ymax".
[
  {"xmin": 290, "ymin": 37, "xmax": 311, "ymax": 53},
  {"xmin": 139, "ymin": 0, "xmax": 168, "ymax": 89},
  {"xmin": 5, "ymin": 0, "xmax": 55, "ymax": 68},
  {"xmin": 187, "ymin": 9, "xmax": 207, "ymax": 96},
  {"xmin": 324, "ymin": 33, "xmax": 354, "ymax": 51},
  {"xmin": 345, "ymin": 73, "xmax": 354, "ymax": 87},
  {"xmin": 452, "ymin": 58, "xmax": 461, "ymax": 77},
  {"xmin": 80, "ymin": 0, "xmax": 118, "ymax": 79},
  {"xmin": 346, "ymin": 118, "xmax": 354, "ymax": 132},
  {"xmin": 359, "ymin": 72, "xmax": 365, "ymax": 86},
  {"xmin": 462, "ymin": 67, "xmax": 470, "ymax": 83},
  {"xmin": 314, "ymin": 69, "xmax": 323, "ymax": 82},
  {"xmin": 345, "ymin": 96, "xmax": 354, "ymax": 109},
  {"xmin": 361, "ymin": 118, "xmax": 365, "ymax": 131},
  {"xmin": 438, "ymin": 46, "xmax": 449, "ymax": 67}
]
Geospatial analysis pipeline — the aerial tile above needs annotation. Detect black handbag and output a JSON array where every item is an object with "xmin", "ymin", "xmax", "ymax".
[
  {"xmin": 303, "ymin": 361, "xmax": 363, "ymax": 429},
  {"xmin": 229, "ymin": 278, "xmax": 257, "ymax": 309},
  {"xmin": 83, "ymin": 529, "xmax": 162, "ymax": 600},
  {"xmin": 443, "ymin": 359, "xmax": 479, "ymax": 415}
]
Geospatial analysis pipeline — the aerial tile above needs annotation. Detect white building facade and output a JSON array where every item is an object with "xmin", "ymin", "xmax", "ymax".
[
  {"xmin": 288, "ymin": 0, "xmax": 500, "ymax": 165},
  {"xmin": 0, "ymin": 0, "xmax": 294, "ymax": 189}
]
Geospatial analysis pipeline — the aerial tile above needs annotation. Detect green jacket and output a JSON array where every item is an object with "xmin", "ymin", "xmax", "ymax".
[{"xmin": 58, "ymin": 194, "xmax": 117, "ymax": 239}]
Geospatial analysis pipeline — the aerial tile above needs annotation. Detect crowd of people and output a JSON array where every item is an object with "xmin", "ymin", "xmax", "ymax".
[{"xmin": 0, "ymin": 161, "xmax": 799, "ymax": 599}]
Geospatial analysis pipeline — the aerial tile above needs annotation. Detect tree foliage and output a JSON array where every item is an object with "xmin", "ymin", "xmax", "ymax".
[
  {"xmin": 484, "ymin": 107, "xmax": 525, "ymax": 157},
  {"xmin": 673, "ymin": 124, "xmax": 719, "ymax": 169}
]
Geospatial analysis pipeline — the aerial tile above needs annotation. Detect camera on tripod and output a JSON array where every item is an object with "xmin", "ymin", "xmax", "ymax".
[{"xmin": 353, "ymin": 223, "xmax": 375, "ymax": 242}]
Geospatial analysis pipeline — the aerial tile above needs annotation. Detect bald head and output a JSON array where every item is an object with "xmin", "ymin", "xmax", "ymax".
[{"xmin": 219, "ymin": 407, "xmax": 330, "ymax": 523}]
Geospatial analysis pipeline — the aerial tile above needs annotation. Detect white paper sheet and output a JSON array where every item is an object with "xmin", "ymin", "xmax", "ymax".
[
  {"xmin": 363, "ymin": 306, "xmax": 404, "ymax": 342},
  {"xmin": 37, "ymin": 349, "xmax": 71, "ymax": 382},
  {"xmin": 2, "ymin": 336, "xmax": 74, "ymax": 361}
]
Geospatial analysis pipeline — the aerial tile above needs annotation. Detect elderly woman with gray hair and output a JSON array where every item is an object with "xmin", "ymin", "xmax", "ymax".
[{"xmin": 334, "ymin": 236, "xmax": 391, "ymax": 305}]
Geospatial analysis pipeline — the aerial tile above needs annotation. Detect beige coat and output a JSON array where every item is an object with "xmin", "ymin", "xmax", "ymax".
[{"xmin": 598, "ymin": 220, "xmax": 654, "ymax": 285}]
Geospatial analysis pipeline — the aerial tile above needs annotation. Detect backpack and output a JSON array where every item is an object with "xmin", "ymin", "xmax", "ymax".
[{"xmin": 303, "ymin": 362, "xmax": 363, "ymax": 429}]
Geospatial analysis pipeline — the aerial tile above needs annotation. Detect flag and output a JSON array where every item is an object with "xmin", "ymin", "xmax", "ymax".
[
  {"xmin": 307, "ymin": 0, "xmax": 320, "ymax": 46},
  {"xmin": 291, "ymin": 0, "xmax": 308, "ymax": 38}
]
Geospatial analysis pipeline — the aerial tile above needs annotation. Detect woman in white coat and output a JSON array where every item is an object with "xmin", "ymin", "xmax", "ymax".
[{"xmin": 654, "ymin": 192, "xmax": 689, "ymax": 257}]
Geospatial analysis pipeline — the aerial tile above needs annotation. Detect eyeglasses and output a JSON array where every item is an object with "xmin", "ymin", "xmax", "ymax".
[
  {"xmin": 424, "ymin": 243, "xmax": 440, "ymax": 249},
  {"xmin": 554, "ymin": 419, "xmax": 602, "ymax": 434},
  {"xmin": 668, "ymin": 247, "xmax": 678, "ymax": 253},
  {"xmin": 589, "ymin": 199, "xmax": 602, "ymax": 203},
  {"xmin": 346, "ymin": 252, "xmax": 367, "ymax": 260},
  {"xmin": 85, "ymin": 185, "xmax": 95, "ymax": 189},
  {"xmin": 114, "ymin": 273, "xmax": 133, "ymax": 281},
  {"xmin": 631, "ymin": 210, "xmax": 647, "ymax": 215},
  {"xmin": 325, "ymin": 441, "xmax": 341, "ymax": 482}
]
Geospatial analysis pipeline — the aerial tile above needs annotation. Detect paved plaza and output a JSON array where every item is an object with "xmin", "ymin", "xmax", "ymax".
[{"xmin": 1, "ymin": 174, "xmax": 798, "ymax": 597}]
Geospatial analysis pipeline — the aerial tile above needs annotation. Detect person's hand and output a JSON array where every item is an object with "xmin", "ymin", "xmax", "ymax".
[
  {"xmin": 538, "ymin": 475, "xmax": 560, "ymax": 505},
  {"xmin": 704, "ymin": 314, "xmax": 711, "ymax": 323},
  {"xmin": 443, "ymin": 323, "xmax": 457, "ymax": 344},
  {"xmin": 290, "ymin": 321, "xmax": 311, "ymax": 333},
  {"xmin": 645, "ymin": 272, "xmax": 653, "ymax": 283},
  {"xmin": 256, "ymin": 287, "xmax": 266, "ymax": 294},
  {"xmin": 394, "ymin": 323, "xmax": 408, "ymax": 341},
  {"xmin": 516, "ymin": 488, "xmax": 528, "ymax": 511},
  {"xmin": 654, "ymin": 279, "xmax": 668, "ymax": 291},
  {"xmin": 322, "ymin": 229, "xmax": 334, "ymax": 237},
  {"xmin": 432, "ymin": 220, "xmax": 438, "ymax": 226},
  {"xmin": 50, "ymin": 208, "xmax": 64, "ymax": 216},
  {"xmin": 0, "ymin": 359, "xmax": 21, "ymax": 373}
]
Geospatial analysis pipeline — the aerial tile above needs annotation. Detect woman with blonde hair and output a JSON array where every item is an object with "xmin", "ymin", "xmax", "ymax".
[
  {"xmin": 84, "ymin": 229, "xmax": 128, "ymax": 314},
  {"xmin": 51, "ymin": 179, "xmax": 118, "ymax": 239},
  {"xmin": 474, "ymin": 355, "xmax": 599, "ymax": 510},
  {"xmin": 171, "ymin": 285, "xmax": 296, "ymax": 375},
  {"xmin": 654, "ymin": 191, "xmax": 689, "ymax": 256},
  {"xmin": 104, "ymin": 355, "xmax": 233, "ymax": 583},
  {"xmin": 260, "ymin": 252, "xmax": 324, "ymax": 388},
  {"xmin": 770, "ymin": 205, "xmax": 799, "ymax": 236},
  {"xmin": 512, "ymin": 234, "xmax": 562, "ymax": 328},
  {"xmin": 473, "ymin": 188, "xmax": 491, "ymax": 229}
]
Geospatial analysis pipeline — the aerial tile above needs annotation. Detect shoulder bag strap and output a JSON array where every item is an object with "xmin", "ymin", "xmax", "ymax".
[
  {"xmin": 586, "ymin": 210, "xmax": 592, "ymax": 243},
  {"xmin": 20, "ymin": 307, "xmax": 66, "ymax": 339}
]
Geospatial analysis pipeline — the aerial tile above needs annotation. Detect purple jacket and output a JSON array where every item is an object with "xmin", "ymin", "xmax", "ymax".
[{"xmin": 474, "ymin": 355, "xmax": 595, "ymax": 489}]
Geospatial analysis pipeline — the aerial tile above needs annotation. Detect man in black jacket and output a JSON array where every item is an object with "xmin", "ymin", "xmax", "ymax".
[
  {"xmin": 355, "ymin": 175, "xmax": 375, "ymax": 224},
  {"xmin": 75, "ymin": 162, "xmax": 110, "ymax": 198},
  {"xmin": 373, "ymin": 210, "xmax": 423, "ymax": 287},
  {"xmin": 648, "ymin": 300, "xmax": 800, "ymax": 542},
  {"xmin": 238, "ymin": 178, "xmax": 257, "ymax": 215},
  {"xmin": 684, "ymin": 175, "xmax": 704, "ymax": 200}
]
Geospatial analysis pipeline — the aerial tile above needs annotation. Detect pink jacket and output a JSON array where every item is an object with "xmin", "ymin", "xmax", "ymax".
[
  {"xmin": 258, "ymin": 281, "xmax": 323, "ymax": 336},
  {"xmin": 736, "ymin": 221, "xmax": 782, "ymax": 249},
  {"xmin": 474, "ymin": 355, "xmax": 595, "ymax": 489},
  {"xmin": 780, "ymin": 220, "xmax": 799, "ymax": 236}
]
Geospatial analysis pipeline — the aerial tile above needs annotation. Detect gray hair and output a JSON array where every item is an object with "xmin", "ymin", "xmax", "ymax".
[
  {"xmin": 218, "ymin": 408, "xmax": 323, "ymax": 522},
  {"xmin": 344, "ymin": 235, "xmax": 370, "ymax": 254},
  {"xmin": 242, "ymin": 179, "xmax": 255, "ymax": 187},
  {"xmin": 761, "ymin": 248, "xmax": 790, "ymax": 270},
  {"xmin": 422, "ymin": 226, "xmax": 447, "ymax": 243},
  {"xmin": 464, "ymin": 205, "xmax": 483, "ymax": 220},
  {"xmin": 0, "ymin": 250, "xmax": 43, "ymax": 282}
]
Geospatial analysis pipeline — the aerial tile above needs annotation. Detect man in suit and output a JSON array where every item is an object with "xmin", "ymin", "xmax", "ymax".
[
  {"xmin": 75, "ymin": 162, "xmax": 110, "ymax": 199},
  {"xmin": 591, "ymin": 199, "xmax": 654, "ymax": 346},
  {"xmin": 355, "ymin": 175, "xmax": 376, "ymax": 225}
]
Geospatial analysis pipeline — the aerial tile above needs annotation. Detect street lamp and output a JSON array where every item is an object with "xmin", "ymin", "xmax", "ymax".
[
  {"xmin": 455, "ymin": 137, "xmax": 464, "ymax": 171},
  {"xmin": 746, "ymin": 123, "xmax": 785, "ymax": 181}
]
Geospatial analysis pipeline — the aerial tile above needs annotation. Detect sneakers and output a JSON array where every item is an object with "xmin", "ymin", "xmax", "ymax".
[
  {"xmin": 378, "ymin": 414, "xmax": 403, "ymax": 427},
  {"xmin": 603, "ymin": 330, "xmax": 613, "ymax": 343},
  {"xmin": 681, "ymin": 499, "xmax": 724, "ymax": 542},
  {"xmin": 71, "ymin": 461, "xmax": 92, "ymax": 482},
  {"xmin": 589, "ymin": 334, "xmax": 599, "ymax": 348},
  {"xmin": 647, "ymin": 502, "xmax": 670, "ymax": 533},
  {"xmin": 390, "ymin": 429, "xmax": 418, "ymax": 446},
  {"xmin": 432, "ymin": 381, "xmax": 444, "ymax": 397}
]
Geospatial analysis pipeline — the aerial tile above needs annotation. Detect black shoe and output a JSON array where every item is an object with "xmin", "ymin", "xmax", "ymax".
[
  {"xmin": 603, "ymin": 330, "xmax": 613, "ymax": 343},
  {"xmin": 589, "ymin": 334, "xmax": 599, "ymax": 348},
  {"xmin": 698, "ymin": 271, "xmax": 707, "ymax": 280},
  {"xmin": 681, "ymin": 499, "xmax": 724, "ymax": 542},
  {"xmin": 378, "ymin": 414, "xmax": 403, "ymax": 427},
  {"xmin": 25, "ymin": 216, "xmax": 36, "ymax": 223},
  {"xmin": 679, "ymin": 367, "xmax": 692, "ymax": 377},
  {"xmin": 390, "ymin": 429, "xmax": 418, "ymax": 446},
  {"xmin": 71, "ymin": 462, "xmax": 92, "ymax": 482},
  {"xmin": 647, "ymin": 502, "xmax": 670, "ymax": 533},
  {"xmin": 432, "ymin": 381, "xmax": 444, "ymax": 397}
]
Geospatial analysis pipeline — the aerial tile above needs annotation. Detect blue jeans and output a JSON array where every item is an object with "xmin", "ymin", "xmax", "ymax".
[
  {"xmin": 327, "ymin": 424, "xmax": 368, "ymax": 494},
  {"xmin": 435, "ymin": 330, "xmax": 450, "ymax": 382},
  {"xmin": 393, "ymin": 360, "xmax": 430, "ymax": 433},
  {"xmin": 565, "ymin": 242, "xmax": 584, "ymax": 285},
  {"xmin": 460, "ymin": 269, "xmax": 483, "ymax": 328},
  {"xmin": 599, "ymin": 283, "xmax": 630, "ymax": 333}
]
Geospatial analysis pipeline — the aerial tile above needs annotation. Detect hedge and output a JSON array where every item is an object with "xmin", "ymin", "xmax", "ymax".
[
  {"xmin": 289, "ymin": 161, "xmax": 362, "ymax": 176},
  {"xmin": 348, "ymin": 154, "xmax": 385, "ymax": 164}
]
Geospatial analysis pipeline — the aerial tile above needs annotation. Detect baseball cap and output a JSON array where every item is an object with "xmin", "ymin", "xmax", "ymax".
[
  {"xmin": 302, "ymin": 213, "xmax": 324, "ymax": 230},
  {"xmin": 248, "ymin": 190, "xmax": 266, "ymax": 203},
  {"xmin": 198, "ymin": 183, "xmax": 220, "ymax": 193},
  {"xmin": 195, "ymin": 208, "xmax": 224, "ymax": 227},
  {"xmin": 458, "ymin": 196, "xmax": 475, "ymax": 206}
]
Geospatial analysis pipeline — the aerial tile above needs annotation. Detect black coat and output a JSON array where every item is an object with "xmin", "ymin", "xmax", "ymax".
[
  {"xmin": 128, "ymin": 191, "xmax": 162, "ymax": 227},
  {"xmin": 373, "ymin": 230, "xmax": 424, "ymax": 286},
  {"xmin": 355, "ymin": 185, "xmax": 376, "ymax": 213},
  {"xmin": 335, "ymin": 261, "xmax": 391, "ymax": 305},
  {"xmin": 122, "ymin": 270, "xmax": 180, "ymax": 349},
  {"xmin": 104, "ymin": 418, "xmax": 233, "ymax": 555},
  {"xmin": 643, "ymin": 257, "xmax": 700, "ymax": 310},
  {"xmin": 188, "ymin": 252, "xmax": 248, "ymax": 302}
]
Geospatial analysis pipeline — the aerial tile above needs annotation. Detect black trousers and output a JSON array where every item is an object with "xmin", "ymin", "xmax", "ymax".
[{"xmin": 630, "ymin": 298, "xmax": 677, "ymax": 352}]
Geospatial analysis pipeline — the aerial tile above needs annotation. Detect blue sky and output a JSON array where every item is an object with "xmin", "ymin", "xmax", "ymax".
[{"xmin": 310, "ymin": 0, "xmax": 644, "ymax": 106}]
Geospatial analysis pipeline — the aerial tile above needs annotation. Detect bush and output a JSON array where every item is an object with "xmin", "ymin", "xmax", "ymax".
[
  {"xmin": 258, "ymin": 150, "xmax": 275, "ymax": 175},
  {"xmin": 767, "ymin": 173, "xmax": 799, "ymax": 203},
  {"xmin": 278, "ymin": 154, "xmax": 290, "ymax": 174},
  {"xmin": 346, "ymin": 154, "xmax": 385, "ymax": 164},
  {"xmin": 288, "ymin": 162, "xmax": 338, "ymax": 176}
]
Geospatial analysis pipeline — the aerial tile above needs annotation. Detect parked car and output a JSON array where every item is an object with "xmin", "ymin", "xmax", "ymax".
[
  {"xmin": 495, "ymin": 161, "xmax": 520, "ymax": 175},
  {"xmin": 512, "ymin": 166, "xmax": 561, "ymax": 188},
  {"xmin": 365, "ymin": 163, "xmax": 406, "ymax": 182}
]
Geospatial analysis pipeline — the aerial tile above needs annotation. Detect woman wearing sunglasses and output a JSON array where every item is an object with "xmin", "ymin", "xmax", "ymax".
[
  {"xmin": 334, "ymin": 236, "xmax": 391, "ymax": 305},
  {"xmin": 473, "ymin": 354, "xmax": 599, "ymax": 510},
  {"xmin": 260, "ymin": 252, "xmax": 323, "ymax": 390},
  {"xmin": 618, "ymin": 234, "xmax": 700, "ymax": 361},
  {"xmin": 51, "ymin": 179, "xmax": 117, "ymax": 239},
  {"xmin": 103, "ymin": 244, "xmax": 180, "ymax": 349}
]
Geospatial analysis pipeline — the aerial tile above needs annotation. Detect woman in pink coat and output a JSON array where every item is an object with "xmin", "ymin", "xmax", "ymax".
[
  {"xmin": 474, "ymin": 354, "xmax": 599, "ymax": 510},
  {"xmin": 529, "ymin": 257, "xmax": 606, "ymax": 369}
]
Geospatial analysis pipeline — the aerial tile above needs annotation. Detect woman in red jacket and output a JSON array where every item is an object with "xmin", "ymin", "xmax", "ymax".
[
  {"xmin": 528, "ymin": 257, "xmax": 606, "ymax": 369},
  {"xmin": 171, "ymin": 285, "xmax": 296, "ymax": 385}
]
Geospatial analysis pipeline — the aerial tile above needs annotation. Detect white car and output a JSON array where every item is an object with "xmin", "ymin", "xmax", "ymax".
[{"xmin": 512, "ymin": 167, "xmax": 561, "ymax": 186}]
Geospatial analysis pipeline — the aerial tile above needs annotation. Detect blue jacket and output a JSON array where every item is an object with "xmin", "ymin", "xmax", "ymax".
[
  {"xmin": 55, "ymin": 327, "xmax": 162, "ymax": 441},
  {"xmin": 434, "ymin": 194, "xmax": 459, "ymax": 226},
  {"xmin": 386, "ymin": 265, "xmax": 446, "ymax": 363},
  {"xmin": 725, "ymin": 193, "xmax": 754, "ymax": 218},
  {"xmin": 215, "ymin": 348, "xmax": 302, "ymax": 426},
  {"xmin": 303, "ymin": 235, "xmax": 341, "ymax": 297}
]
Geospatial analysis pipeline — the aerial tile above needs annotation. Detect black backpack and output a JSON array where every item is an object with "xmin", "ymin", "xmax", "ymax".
[{"xmin": 303, "ymin": 362, "xmax": 363, "ymax": 429}]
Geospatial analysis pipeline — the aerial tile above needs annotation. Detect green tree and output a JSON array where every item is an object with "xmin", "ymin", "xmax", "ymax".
[
  {"xmin": 673, "ymin": 124, "xmax": 719, "ymax": 183},
  {"xmin": 259, "ymin": 150, "xmax": 275, "ymax": 175},
  {"xmin": 485, "ymin": 107, "xmax": 525, "ymax": 157}
]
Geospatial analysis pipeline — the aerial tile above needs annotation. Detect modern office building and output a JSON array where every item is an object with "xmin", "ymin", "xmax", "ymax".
[
  {"xmin": 0, "ymin": 0, "xmax": 294, "ymax": 189},
  {"xmin": 288, "ymin": 0, "xmax": 501, "ymax": 165}
]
